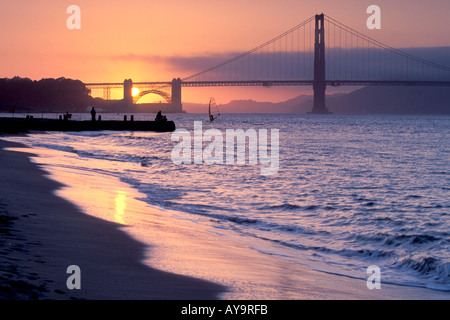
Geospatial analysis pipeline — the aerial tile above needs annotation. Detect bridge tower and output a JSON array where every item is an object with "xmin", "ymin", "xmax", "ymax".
[
  {"xmin": 311, "ymin": 14, "xmax": 331, "ymax": 114},
  {"xmin": 171, "ymin": 78, "xmax": 182, "ymax": 112},
  {"xmin": 123, "ymin": 79, "xmax": 133, "ymax": 105}
]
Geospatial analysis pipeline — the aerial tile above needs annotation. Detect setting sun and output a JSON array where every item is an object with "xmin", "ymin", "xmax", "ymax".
[{"xmin": 132, "ymin": 87, "xmax": 140, "ymax": 97}]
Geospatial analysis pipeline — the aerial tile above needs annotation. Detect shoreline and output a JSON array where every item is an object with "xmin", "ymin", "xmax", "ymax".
[
  {"xmin": 1, "ymin": 137, "xmax": 449, "ymax": 300},
  {"xmin": 0, "ymin": 139, "xmax": 224, "ymax": 299}
]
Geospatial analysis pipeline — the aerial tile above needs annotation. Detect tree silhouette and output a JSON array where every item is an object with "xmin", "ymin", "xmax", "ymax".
[{"xmin": 0, "ymin": 77, "xmax": 97, "ymax": 112}]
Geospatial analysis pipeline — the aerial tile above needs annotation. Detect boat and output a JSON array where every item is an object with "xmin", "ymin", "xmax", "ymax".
[{"xmin": 208, "ymin": 97, "xmax": 220, "ymax": 122}]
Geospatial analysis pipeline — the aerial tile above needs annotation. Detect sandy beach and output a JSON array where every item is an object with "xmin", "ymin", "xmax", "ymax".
[
  {"xmin": 0, "ymin": 139, "xmax": 224, "ymax": 299},
  {"xmin": 0, "ymin": 138, "xmax": 448, "ymax": 300}
]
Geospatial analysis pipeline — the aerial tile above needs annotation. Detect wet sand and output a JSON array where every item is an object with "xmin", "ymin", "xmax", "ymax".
[
  {"xmin": 1, "ymin": 138, "xmax": 448, "ymax": 300},
  {"xmin": 0, "ymin": 139, "xmax": 224, "ymax": 299}
]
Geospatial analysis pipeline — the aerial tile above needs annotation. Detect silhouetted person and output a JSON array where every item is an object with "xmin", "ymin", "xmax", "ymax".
[
  {"xmin": 90, "ymin": 107, "xmax": 96, "ymax": 121},
  {"xmin": 155, "ymin": 110, "xmax": 166, "ymax": 122}
]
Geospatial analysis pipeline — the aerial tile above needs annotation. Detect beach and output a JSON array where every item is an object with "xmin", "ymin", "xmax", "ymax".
[
  {"xmin": 1, "ymin": 137, "xmax": 449, "ymax": 300},
  {"xmin": 0, "ymin": 139, "xmax": 224, "ymax": 299}
]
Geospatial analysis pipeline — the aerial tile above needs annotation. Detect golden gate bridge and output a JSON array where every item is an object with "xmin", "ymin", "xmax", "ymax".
[{"xmin": 86, "ymin": 14, "xmax": 450, "ymax": 114}]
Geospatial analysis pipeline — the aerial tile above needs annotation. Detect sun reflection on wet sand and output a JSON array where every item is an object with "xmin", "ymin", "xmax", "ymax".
[{"xmin": 114, "ymin": 191, "xmax": 127, "ymax": 224}]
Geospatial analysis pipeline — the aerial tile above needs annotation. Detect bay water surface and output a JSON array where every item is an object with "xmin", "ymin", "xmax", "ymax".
[{"xmin": 2, "ymin": 112, "xmax": 449, "ymax": 294}]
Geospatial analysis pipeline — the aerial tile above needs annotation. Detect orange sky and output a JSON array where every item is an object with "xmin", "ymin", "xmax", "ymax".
[{"xmin": 1, "ymin": 0, "xmax": 449, "ymax": 104}]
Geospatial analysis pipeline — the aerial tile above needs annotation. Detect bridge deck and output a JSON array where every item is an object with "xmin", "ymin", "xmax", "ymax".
[{"xmin": 86, "ymin": 80, "xmax": 450, "ymax": 89}]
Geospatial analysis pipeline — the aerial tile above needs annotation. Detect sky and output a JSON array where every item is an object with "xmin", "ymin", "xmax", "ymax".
[{"xmin": 1, "ymin": 0, "xmax": 450, "ymax": 104}]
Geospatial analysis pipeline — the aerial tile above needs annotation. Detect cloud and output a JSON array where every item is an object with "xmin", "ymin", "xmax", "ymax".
[
  {"xmin": 101, "ymin": 46, "xmax": 450, "ymax": 82},
  {"xmin": 103, "ymin": 52, "xmax": 243, "ymax": 76}
]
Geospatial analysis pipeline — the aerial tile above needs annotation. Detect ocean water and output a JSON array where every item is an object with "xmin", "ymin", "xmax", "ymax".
[{"xmin": 2, "ymin": 112, "xmax": 449, "ymax": 292}]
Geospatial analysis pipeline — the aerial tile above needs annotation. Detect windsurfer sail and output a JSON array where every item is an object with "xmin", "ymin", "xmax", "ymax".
[{"xmin": 208, "ymin": 97, "xmax": 220, "ymax": 122}]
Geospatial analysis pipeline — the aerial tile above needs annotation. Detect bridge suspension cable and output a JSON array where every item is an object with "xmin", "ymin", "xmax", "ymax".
[
  {"xmin": 324, "ymin": 14, "xmax": 450, "ymax": 82},
  {"xmin": 183, "ymin": 15, "xmax": 316, "ymax": 81},
  {"xmin": 183, "ymin": 14, "xmax": 450, "ymax": 84}
]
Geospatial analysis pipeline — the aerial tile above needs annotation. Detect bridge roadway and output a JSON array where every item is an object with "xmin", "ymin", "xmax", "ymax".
[{"xmin": 86, "ymin": 80, "xmax": 450, "ymax": 89}]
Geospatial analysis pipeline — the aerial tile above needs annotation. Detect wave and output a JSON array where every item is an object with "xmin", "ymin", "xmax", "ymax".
[
  {"xmin": 259, "ymin": 203, "xmax": 301, "ymax": 210},
  {"xmin": 393, "ymin": 257, "xmax": 450, "ymax": 290},
  {"xmin": 74, "ymin": 149, "xmax": 161, "ymax": 166},
  {"xmin": 257, "ymin": 203, "xmax": 319, "ymax": 211},
  {"xmin": 353, "ymin": 232, "xmax": 444, "ymax": 246},
  {"xmin": 130, "ymin": 181, "xmax": 450, "ymax": 290},
  {"xmin": 31, "ymin": 142, "xmax": 154, "ymax": 166},
  {"xmin": 385, "ymin": 234, "xmax": 442, "ymax": 246},
  {"xmin": 260, "ymin": 236, "xmax": 450, "ymax": 290},
  {"xmin": 64, "ymin": 131, "xmax": 106, "ymax": 138},
  {"xmin": 122, "ymin": 135, "xmax": 156, "ymax": 141},
  {"xmin": 32, "ymin": 143, "xmax": 76, "ymax": 153}
]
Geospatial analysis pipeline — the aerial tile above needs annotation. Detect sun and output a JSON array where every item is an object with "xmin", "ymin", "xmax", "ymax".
[{"xmin": 132, "ymin": 87, "xmax": 140, "ymax": 97}]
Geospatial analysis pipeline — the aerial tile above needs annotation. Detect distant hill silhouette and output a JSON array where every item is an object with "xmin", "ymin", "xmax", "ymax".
[
  {"xmin": 184, "ymin": 86, "xmax": 450, "ymax": 114},
  {"xmin": 185, "ymin": 95, "xmax": 313, "ymax": 113},
  {"xmin": 323, "ymin": 86, "xmax": 450, "ymax": 114}
]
